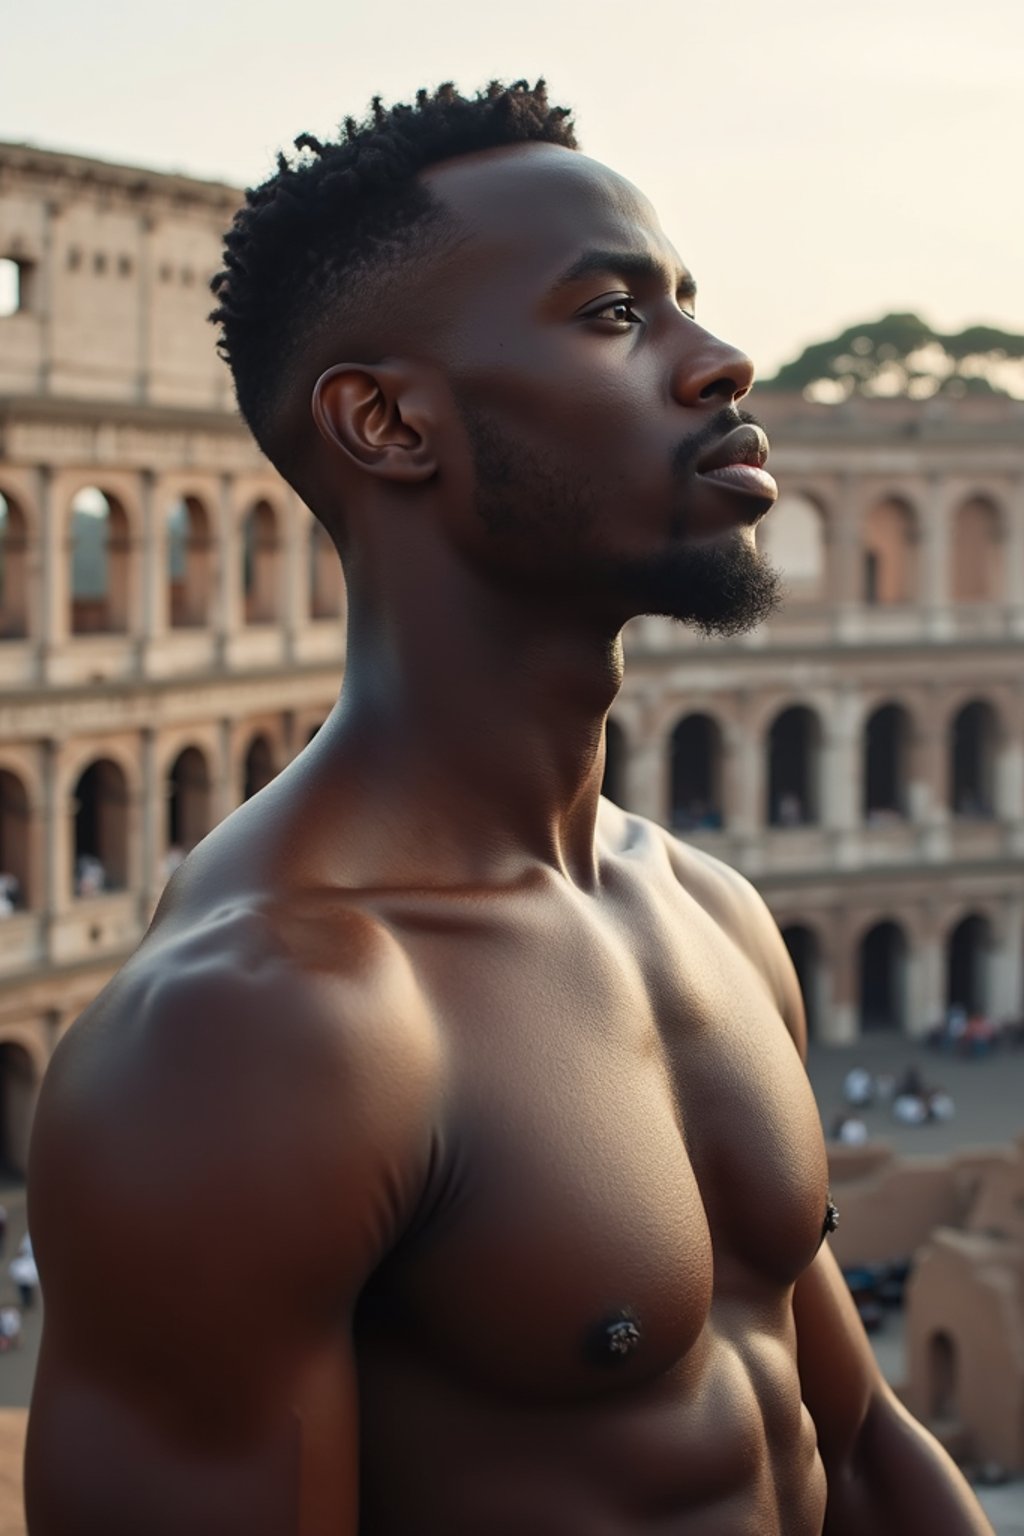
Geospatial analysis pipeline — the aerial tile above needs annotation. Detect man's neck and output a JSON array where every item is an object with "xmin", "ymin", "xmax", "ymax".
[{"xmin": 324, "ymin": 553, "xmax": 626, "ymax": 893}]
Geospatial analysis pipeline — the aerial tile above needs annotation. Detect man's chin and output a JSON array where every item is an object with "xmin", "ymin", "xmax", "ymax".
[{"xmin": 627, "ymin": 538, "xmax": 783, "ymax": 637}]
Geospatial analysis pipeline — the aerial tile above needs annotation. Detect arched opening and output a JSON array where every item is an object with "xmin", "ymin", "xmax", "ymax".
[
  {"xmin": 781, "ymin": 925, "xmax": 822, "ymax": 1038},
  {"xmin": 0, "ymin": 1044, "xmax": 37, "ymax": 1176},
  {"xmin": 927, "ymin": 1331, "xmax": 958, "ymax": 1424},
  {"xmin": 951, "ymin": 700, "xmax": 997, "ymax": 818},
  {"xmin": 767, "ymin": 706, "xmax": 820, "ymax": 826},
  {"xmin": 0, "ymin": 770, "xmax": 30, "ymax": 912},
  {"xmin": 72, "ymin": 759, "xmax": 129, "ymax": 894},
  {"xmin": 858, "ymin": 921, "xmax": 907, "ymax": 1033},
  {"xmin": 167, "ymin": 496, "xmax": 213, "ymax": 628},
  {"xmin": 864, "ymin": 703, "xmax": 910, "ymax": 821},
  {"xmin": 756, "ymin": 493, "xmax": 826, "ymax": 602},
  {"xmin": 166, "ymin": 747, "xmax": 212, "ymax": 867},
  {"xmin": 863, "ymin": 497, "xmax": 917, "ymax": 605},
  {"xmin": 70, "ymin": 487, "xmax": 131, "ymax": 633},
  {"xmin": 0, "ymin": 492, "xmax": 29, "ymax": 640},
  {"xmin": 602, "ymin": 719, "xmax": 626, "ymax": 808},
  {"xmin": 951, "ymin": 497, "xmax": 1002, "ymax": 603},
  {"xmin": 670, "ymin": 714, "xmax": 723, "ymax": 830},
  {"xmin": 243, "ymin": 735, "xmax": 276, "ymax": 802},
  {"xmin": 242, "ymin": 501, "xmax": 281, "ymax": 625},
  {"xmin": 309, "ymin": 522, "xmax": 345, "ymax": 620},
  {"xmin": 947, "ymin": 913, "xmax": 992, "ymax": 1016}
]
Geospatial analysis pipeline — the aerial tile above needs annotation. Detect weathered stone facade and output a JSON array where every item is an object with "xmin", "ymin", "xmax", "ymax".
[{"xmin": 0, "ymin": 144, "xmax": 344, "ymax": 1171}]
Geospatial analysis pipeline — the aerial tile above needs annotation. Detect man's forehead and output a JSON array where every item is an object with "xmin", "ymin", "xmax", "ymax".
[{"xmin": 421, "ymin": 143, "xmax": 681, "ymax": 285}]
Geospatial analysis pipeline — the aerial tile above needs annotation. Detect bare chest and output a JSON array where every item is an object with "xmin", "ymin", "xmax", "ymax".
[{"xmin": 360, "ymin": 876, "xmax": 828, "ymax": 1397}]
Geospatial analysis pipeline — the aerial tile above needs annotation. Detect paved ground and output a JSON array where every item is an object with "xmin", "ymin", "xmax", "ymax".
[
  {"xmin": 0, "ymin": 1036, "xmax": 1020, "ymax": 1532},
  {"xmin": 806, "ymin": 1032, "xmax": 1024, "ymax": 1157}
]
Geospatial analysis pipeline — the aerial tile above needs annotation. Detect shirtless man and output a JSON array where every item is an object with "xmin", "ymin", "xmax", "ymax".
[{"xmin": 26, "ymin": 81, "xmax": 993, "ymax": 1535}]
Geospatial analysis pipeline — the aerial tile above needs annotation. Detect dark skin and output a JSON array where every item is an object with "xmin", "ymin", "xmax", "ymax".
[{"xmin": 26, "ymin": 143, "xmax": 993, "ymax": 1535}]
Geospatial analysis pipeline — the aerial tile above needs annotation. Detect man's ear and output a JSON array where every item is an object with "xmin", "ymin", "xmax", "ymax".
[{"xmin": 311, "ymin": 362, "xmax": 438, "ymax": 483}]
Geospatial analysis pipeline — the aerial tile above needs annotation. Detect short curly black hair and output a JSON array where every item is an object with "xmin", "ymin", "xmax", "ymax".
[{"xmin": 210, "ymin": 79, "xmax": 577, "ymax": 488}]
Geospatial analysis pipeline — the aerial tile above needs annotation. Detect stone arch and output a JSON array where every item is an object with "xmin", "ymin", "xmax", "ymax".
[
  {"xmin": 950, "ymin": 698, "xmax": 999, "ymax": 817},
  {"xmin": 72, "ymin": 757, "xmax": 130, "ymax": 894},
  {"xmin": 0, "ymin": 489, "xmax": 29, "ymax": 640},
  {"xmin": 241, "ymin": 499, "xmax": 283, "ymax": 625},
  {"xmin": 781, "ymin": 923, "xmax": 824, "ymax": 1039},
  {"xmin": 0, "ymin": 1037, "xmax": 42, "ymax": 1175},
  {"xmin": 69, "ymin": 485, "xmax": 132, "ymax": 633},
  {"xmin": 602, "ymin": 717, "xmax": 627, "ymax": 808},
  {"xmin": 0, "ymin": 768, "xmax": 31, "ymax": 911},
  {"xmin": 951, "ymin": 495, "xmax": 1003, "ymax": 603},
  {"xmin": 309, "ymin": 521, "xmax": 345, "ymax": 621},
  {"xmin": 669, "ymin": 712, "xmax": 724, "ymax": 830},
  {"xmin": 242, "ymin": 734, "xmax": 277, "ymax": 802},
  {"xmin": 858, "ymin": 919, "xmax": 909, "ymax": 1033},
  {"xmin": 167, "ymin": 494, "xmax": 214, "ymax": 628},
  {"xmin": 756, "ymin": 491, "xmax": 827, "ymax": 602},
  {"xmin": 767, "ymin": 705, "xmax": 822, "ymax": 826},
  {"xmin": 927, "ymin": 1331, "xmax": 958, "ymax": 1424},
  {"xmin": 946, "ymin": 911, "xmax": 994, "ymax": 1016},
  {"xmin": 863, "ymin": 701, "xmax": 912, "ymax": 821},
  {"xmin": 863, "ymin": 495, "xmax": 918, "ymax": 605},
  {"xmin": 166, "ymin": 745, "xmax": 213, "ymax": 860}
]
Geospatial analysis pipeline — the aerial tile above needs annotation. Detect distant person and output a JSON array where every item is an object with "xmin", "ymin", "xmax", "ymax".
[
  {"xmin": 0, "ymin": 1307, "xmax": 21, "ymax": 1351},
  {"xmin": 74, "ymin": 855, "xmax": 105, "ymax": 897},
  {"xmin": 10, "ymin": 1233, "xmax": 37, "ymax": 1309},
  {"xmin": 830, "ymin": 1111, "xmax": 869, "ymax": 1146},
  {"xmin": 842, "ymin": 1065, "xmax": 874, "ymax": 1107}
]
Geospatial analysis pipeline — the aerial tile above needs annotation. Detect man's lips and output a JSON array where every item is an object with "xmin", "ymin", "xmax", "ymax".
[{"xmin": 694, "ymin": 423, "xmax": 777, "ymax": 502}]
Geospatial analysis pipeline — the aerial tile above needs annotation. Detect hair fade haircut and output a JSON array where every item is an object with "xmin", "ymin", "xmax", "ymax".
[{"xmin": 209, "ymin": 79, "xmax": 577, "ymax": 485}]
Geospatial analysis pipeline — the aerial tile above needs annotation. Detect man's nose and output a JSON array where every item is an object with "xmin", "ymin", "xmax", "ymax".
[{"xmin": 671, "ymin": 328, "xmax": 755, "ymax": 408}]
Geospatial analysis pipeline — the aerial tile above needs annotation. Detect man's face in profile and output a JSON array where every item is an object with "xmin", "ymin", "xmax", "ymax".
[{"xmin": 419, "ymin": 142, "xmax": 782, "ymax": 635}]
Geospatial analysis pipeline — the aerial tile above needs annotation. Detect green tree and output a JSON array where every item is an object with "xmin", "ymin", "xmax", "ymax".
[{"xmin": 761, "ymin": 313, "xmax": 1024, "ymax": 400}]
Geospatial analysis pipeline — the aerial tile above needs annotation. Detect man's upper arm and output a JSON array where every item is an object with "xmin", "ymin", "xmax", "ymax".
[{"xmin": 25, "ymin": 913, "xmax": 440, "ymax": 1536}]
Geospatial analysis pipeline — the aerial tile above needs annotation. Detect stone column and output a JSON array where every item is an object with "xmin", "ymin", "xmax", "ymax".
[
  {"xmin": 36, "ymin": 465, "xmax": 66, "ymax": 683},
  {"xmin": 627, "ymin": 723, "xmax": 667, "ymax": 825},
  {"xmin": 213, "ymin": 717, "xmax": 237, "ymax": 824},
  {"xmin": 139, "ymin": 727, "xmax": 162, "ymax": 918},
  {"xmin": 730, "ymin": 699, "xmax": 765, "ymax": 872},
  {"xmin": 1007, "ymin": 472, "xmax": 1024, "ymax": 637},
  {"xmin": 829, "ymin": 473, "xmax": 864, "ymax": 644},
  {"xmin": 992, "ymin": 895, "xmax": 1024, "ymax": 1022},
  {"xmin": 826, "ymin": 912, "xmax": 858, "ymax": 1044},
  {"xmin": 916, "ymin": 700, "xmax": 951, "ymax": 863},
  {"xmin": 44, "ymin": 741, "xmax": 72, "ymax": 958},
  {"xmin": 136, "ymin": 470, "xmax": 165, "ymax": 669},
  {"xmin": 25, "ymin": 744, "xmax": 50, "ymax": 920},
  {"xmin": 283, "ymin": 493, "xmax": 307, "ymax": 665},
  {"xmin": 214, "ymin": 475, "xmax": 241, "ymax": 666},
  {"xmin": 920, "ymin": 472, "xmax": 953, "ymax": 640},
  {"xmin": 822, "ymin": 686, "xmax": 861, "ymax": 869}
]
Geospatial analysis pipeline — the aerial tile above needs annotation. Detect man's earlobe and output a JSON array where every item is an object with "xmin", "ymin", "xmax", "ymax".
[{"xmin": 311, "ymin": 363, "xmax": 437, "ymax": 483}]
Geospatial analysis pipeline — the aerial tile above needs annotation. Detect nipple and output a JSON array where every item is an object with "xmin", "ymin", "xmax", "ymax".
[
  {"xmin": 823, "ymin": 1195, "xmax": 839, "ymax": 1237},
  {"xmin": 588, "ymin": 1310, "xmax": 643, "ymax": 1365}
]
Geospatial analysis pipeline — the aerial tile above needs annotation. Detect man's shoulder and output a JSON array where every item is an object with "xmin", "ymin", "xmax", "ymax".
[{"xmin": 35, "ymin": 893, "xmax": 442, "ymax": 1228}]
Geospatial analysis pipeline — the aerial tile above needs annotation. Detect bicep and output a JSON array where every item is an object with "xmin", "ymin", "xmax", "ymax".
[{"xmin": 28, "ymin": 1325, "xmax": 362, "ymax": 1536}]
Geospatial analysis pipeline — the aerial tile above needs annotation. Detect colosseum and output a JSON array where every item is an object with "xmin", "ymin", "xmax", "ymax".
[{"xmin": 1, "ymin": 139, "xmax": 1023, "ymax": 1173}]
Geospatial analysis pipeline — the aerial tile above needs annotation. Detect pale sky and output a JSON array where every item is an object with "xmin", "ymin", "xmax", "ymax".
[{"xmin": 2, "ymin": 0, "xmax": 1022, "ymax": 378}]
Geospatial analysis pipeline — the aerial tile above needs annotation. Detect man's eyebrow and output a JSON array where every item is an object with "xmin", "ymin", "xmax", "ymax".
[{"xmin": 550, "ymin": 249, "xmax": 698, "ymax": 303}]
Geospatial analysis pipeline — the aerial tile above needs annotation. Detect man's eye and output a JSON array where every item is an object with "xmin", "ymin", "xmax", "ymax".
[{"xmin": 590, "ymin": 297, "xmax": 641, "ymax": 325}]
